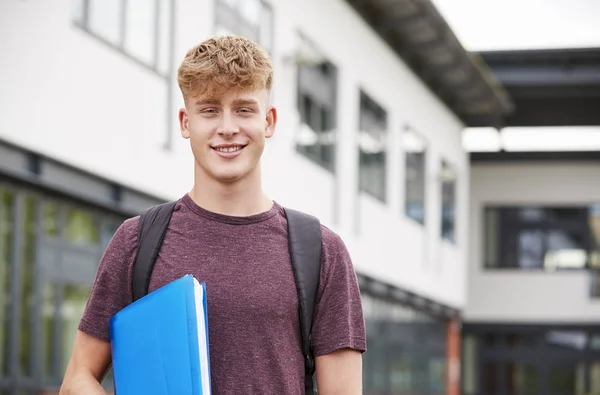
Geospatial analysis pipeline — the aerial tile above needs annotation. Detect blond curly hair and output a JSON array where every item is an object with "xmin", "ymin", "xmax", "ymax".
[{"xmin": 177, "ymin": 35, "xmax": 273, "ymax": 102}]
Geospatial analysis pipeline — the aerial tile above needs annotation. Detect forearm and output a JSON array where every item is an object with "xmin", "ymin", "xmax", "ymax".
[{"xmin": 59, "ymin": 371, "xmax": 107, "ymax": 395}]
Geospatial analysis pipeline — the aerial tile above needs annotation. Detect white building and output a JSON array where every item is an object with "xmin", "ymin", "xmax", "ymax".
[
  {"xmin": 0, "ymin": 0, "xmax": 510, "ymax": 393},
  {"xmin": 458, "ymin": 47, "xmax": 600, "ymax": 395}
]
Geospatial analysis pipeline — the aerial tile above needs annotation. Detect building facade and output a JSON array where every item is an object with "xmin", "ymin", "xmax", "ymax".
[
  {"xmin": 1, "ymin": 0, "xmax": 507, "ymax": 393},
  {"xmin": 463, "ymin": 155, "xmax": 600, "ymax": 395}
]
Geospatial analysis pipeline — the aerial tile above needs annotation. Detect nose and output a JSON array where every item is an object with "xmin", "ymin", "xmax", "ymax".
[{"xmin": 217, "ymin": 112, "xmax": 239, "ymax": 137}]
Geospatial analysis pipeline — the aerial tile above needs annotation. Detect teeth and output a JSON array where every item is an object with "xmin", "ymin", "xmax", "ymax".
[{"xmin": 216, "ymin": 146, "xmax": 242, "ymax": 153}]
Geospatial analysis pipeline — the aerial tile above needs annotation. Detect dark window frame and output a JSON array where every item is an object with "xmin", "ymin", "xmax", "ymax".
[
  {"xmin": 72, "ymin": 0, "xmax": 175, "ymax": 79},
  {"xmin": 403, "ymin": 126, "xmax": 428, "ymax": 225},
  {"xmin": 483, "ymin": 204, "xmax": 600, "ymax": 273},
  {"xmin": 358, "ymin": 91, "xmax": 387, "ymax": 203},
  {"xmin": 441, "ymin": 160, "xmax": 456, "ymax": 243},
  {"xmin": 294, "ymin": 35, "xmax": 338, "ymax": 173}
]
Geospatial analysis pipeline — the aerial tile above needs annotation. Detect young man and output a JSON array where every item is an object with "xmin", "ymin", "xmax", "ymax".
[{"xmin": 59, "ymin": 36, "xmax": 366, "ymax": 394}]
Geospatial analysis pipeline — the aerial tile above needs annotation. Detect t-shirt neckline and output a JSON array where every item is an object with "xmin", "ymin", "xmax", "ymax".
[{"xmin": 181, "ymin": 193, "xmax": 280, "ymax": 225}]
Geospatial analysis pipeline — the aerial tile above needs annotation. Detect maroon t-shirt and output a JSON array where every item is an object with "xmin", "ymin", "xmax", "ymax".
[{"xmin": 79, "ymin": 194, "xmax": 366, "ymax": 394}]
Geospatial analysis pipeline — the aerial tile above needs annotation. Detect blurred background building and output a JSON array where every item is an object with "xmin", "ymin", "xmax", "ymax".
[{"xmin": 0, "ymin": 0, "xmax": 599, "ymax": 395}]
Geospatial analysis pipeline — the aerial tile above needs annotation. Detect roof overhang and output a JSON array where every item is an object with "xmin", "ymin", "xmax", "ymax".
[
  {"xmin": 472, "ymin": 47, "xmax": 600, "ymax": 127},
  {"xmin": 470, "ymin": 150, "xmax": 600, "ymax": 163},
  {"xmin": 345, "ymin": 0, "xmax": 514, "ymax": 128}
]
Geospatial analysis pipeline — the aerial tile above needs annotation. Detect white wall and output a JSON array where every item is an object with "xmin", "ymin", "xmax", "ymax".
[
  {"xmin": 0, "ymin": 0, "xmax": 470, "ymax": 309},
  {"xmin": 467, "ymin": 162, "xmax": 600, "ymax": 322}
]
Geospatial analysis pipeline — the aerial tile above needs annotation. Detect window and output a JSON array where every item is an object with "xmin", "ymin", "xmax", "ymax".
[
  {"xmin": 358, "ymin": 92, "xmax": 387, "ymax": 202},
  {"xmin": 214, "ymin": 0, "xmax": 273, "ymax": 53},
  {"xmin": 294, "ymin": 36, "xmax": 337, "ymax": 172},
  {"xmin": 403, "ymin": 127, "xmax": 427, "ymax": 224},
  {"xmin": 73, "ymin": 0, "xmax": 173, "ymax": 76},
  {"xmin": 485, "ymin": 205, "xmax": 600, "ymax": 270},
  {"xmin": 361, "ymin": 293, "xmax": 447, "ymax": 395},
  {"xmin": 441, "ymin": 160, "xmax": 456, "ymax": 242}
]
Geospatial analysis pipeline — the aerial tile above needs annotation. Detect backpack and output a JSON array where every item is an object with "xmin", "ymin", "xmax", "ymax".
[{"xmin": 130, "ymin": 201, "xmax": 322, "ymax": 394}]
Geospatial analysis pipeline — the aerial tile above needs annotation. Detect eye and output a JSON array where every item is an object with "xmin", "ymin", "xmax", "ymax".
[
  {"xmin": 200, "ymin": 108, "xmax": 218, "ymax": 115},
  {"xmin": 238, "ymin": 108, "xmax": 253, "ymax": 114}
]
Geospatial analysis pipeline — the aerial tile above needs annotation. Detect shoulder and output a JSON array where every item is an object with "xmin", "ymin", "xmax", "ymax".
[
  {"xmin": 277, "ymin": 204, "xmax": 349, "ymax": 257},
  {"xmin": 319, "ymin": 224, "xmax": 348, "ymax": 257},
  {"xmin": 117, "ymin": 215, "xmax": 140, "ymax": 246}
]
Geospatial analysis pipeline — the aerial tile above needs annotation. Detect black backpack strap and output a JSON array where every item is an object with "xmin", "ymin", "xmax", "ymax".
[
  {"xmin": 284, "ymin": 208, "xmax": 322, "ymax": 395},
  {"xmin": 131, "ymin": 201, "xmax": 178, "ymax": 302}
]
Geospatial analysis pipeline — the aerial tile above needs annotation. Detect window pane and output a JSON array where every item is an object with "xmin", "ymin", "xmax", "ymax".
[
  {"xmin": 441, "ymin": 161, "xmax": 456, "ymax": 242},
  {"xmin": 42, "ymin": 282, "xmax": 56, "ymax": 378},
  {"xmin": 403, "ymin": 128, "xmax": 426, "ymax": 224},
  {"xmin": 518, "ymin": 230, "xmax": 544, "ymax": 268},
  {"xmin": 72, "ymin": 0, "xmax": 85, "ymax": 25},
  {"xmin": 124, "ymin": 0, "xmax": 157, "ymax": 66},
  {"xmin": 590, "ymin": 362, "xmax": 600, "ymax": 394},
  {"xmin": 0, "ymin": 189, "xmax": 14, "ymax": 376},
  {"xmin": 549, "ymin": 362, "xmax": 585, "ymax": 395},
  {"xmin": 590, "ymin": 203, "xmax": 600, "ymax": 268},
  {"xmin": 44, "ymin": 201, "xmax": 59, "ymax": 237},
  {"xmin": 88, "ymin": 0, "xmax": 122, "ymax": 44},
  {"xmin": 358, "ymin": 92, "xmax": 387, "ymax": 202},
  {"xmin": 461, "ymin": 335, "xmax": 478, "ymax": 394},
  {"xmin": 19, "ymin": 195, "xmax": 36, "ymax": 377},
  {"xmin": 65, "ymin": 207, "xmax": 99, "ymax": 245},
  {"xmin": 61, "ymin": 284, "xmax": 92, "ymax": 375},
  {"xmin": 544, "ymin": 229, "xmax": 587, "ymax": 269},
  {"xmin": 157, "ymin": 0, "xmax": 172, "ymax": 75}
]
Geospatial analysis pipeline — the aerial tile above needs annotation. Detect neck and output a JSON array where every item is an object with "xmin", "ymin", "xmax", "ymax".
[{"xmin": 189, "ymin": 166, "xmax": 273, "ymax": 217}]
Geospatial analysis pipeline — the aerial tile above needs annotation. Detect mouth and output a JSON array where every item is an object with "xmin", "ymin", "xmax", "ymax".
[
  {"xmin": 211, "ymin": 144, "xmax": 247, "ymax": 157},
  {"xmin": 212, "ymin": 145, "xmax": 245, "ymax": 153}
]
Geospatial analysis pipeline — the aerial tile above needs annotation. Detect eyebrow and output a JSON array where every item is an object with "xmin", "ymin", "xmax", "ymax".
[{"xmin": 193, "ymin": 98, "xmax": 259, "ymax": 107}]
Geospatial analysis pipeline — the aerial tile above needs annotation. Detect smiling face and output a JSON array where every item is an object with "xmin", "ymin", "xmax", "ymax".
[
  {"xmin": 179, "ymin": 88, "xmax": 277, "ymax": 184},
  {"xmin": 176, "ymin": 35, "xmax": 275, "ymax": 186}
]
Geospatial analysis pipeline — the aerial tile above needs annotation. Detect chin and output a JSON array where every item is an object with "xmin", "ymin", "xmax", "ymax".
[{"xmin": 212, "ymin": 169, "xmax": 249, "ymax": 184}]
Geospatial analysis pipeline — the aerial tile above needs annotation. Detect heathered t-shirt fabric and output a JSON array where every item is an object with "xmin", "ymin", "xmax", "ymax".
[{"xmin": 79, "ymin": 194, "xmax": 367, "ymax": 394}]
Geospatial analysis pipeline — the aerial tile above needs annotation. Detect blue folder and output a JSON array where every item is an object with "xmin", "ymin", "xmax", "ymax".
[{"xmin": 109, "ymin": 274, "xmax": 211, "ymax": 395}]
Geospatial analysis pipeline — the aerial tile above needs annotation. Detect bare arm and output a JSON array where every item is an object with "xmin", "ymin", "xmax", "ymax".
[
  {"xmin": 59, "ymin": 330, "xmax": 112, "ymax": 395},
  {"xmin": 315, "ymin": 348, "xmax": 363, "ymax": 395}
]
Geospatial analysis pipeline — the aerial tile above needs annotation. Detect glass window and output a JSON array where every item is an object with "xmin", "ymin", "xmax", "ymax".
[
  {"xmin": 0, "ymin": 189, "xmax": 14, "ymax": 376},
  {"xmin": 215, "ymin": 0, "xmax": 273, "ymax": 53},
  {"xmin": 441, "ymin": 160, "xmax": 456, "ymax": 242},
  {"xmin": 65, "ymin": 206, "xmax": 100, "ymax": 246},
  {"xmin": 461, "ymin": 335, "xmax": 478, "ymax": 395},
  {"xmin": 590, "ymin": 203, "xmax": 600, "ymax": 268},
  {"xmin": 157, "ymin": 0, "xmax": 172, "ymax": 76},
  {"xmin": 591, "ymin": 362, "xmax": 600, "ymax": 395},
  {"xmin": 19, "ymin": 195, "xmax": 37, "ymax": 377},
  {"xmin": 44, "ymin": 201, "xmax": 60, "ymax": 237},
  {"xmin": 403, "ymin": 127, "xmax": 426, "ymax": 224},
  {"xmin": 485, "ymin": 206, "xmax": 595, "ymax": 270},
  {"xmin": 295, "ymin": 39, "xmax": 337, "ymax": 172},
  {"xmin": 61, "ymin": 284, "xmax": 92, "ymax": 375},
  {"xmin": 361, "ymin": 293, "xmax": 447, "ymax": 395},
  {"xmin": 87, "ymin": 0, "xmax": 121, "ymax": 44},
  {"xmin": 42, "ymin": 282, "xmax": 56, "ymax": 379},
  {"xmin": 71, "ymin": 0, "xmax": 86, "ymax": 25},
  {"xmin": 124, "ymin": 0, "xmax": 157, "ymax": 66},
  {"xmin": 549, "ymin": 362, "xmax": 586, "ymax": 395},
  {"xmin": 358, "ymin": 91, "xmax": 387, "ymax": 202},
  {"xmin": 75, "ymin": 0, "xmax": 173, "ymax": 76}
]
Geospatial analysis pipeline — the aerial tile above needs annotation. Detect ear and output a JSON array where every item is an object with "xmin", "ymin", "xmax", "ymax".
[
  {"xmin": 179, "ymin": 108, "xmax": 190, "ymax": 139},
  {"xmin": 265, "ymin": 106, "xmax": 277, "ymax": 139}
]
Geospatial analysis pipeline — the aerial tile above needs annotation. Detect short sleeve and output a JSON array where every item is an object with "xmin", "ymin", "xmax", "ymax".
[
  {"xmin": 78, "ymin": 217, "xmax": 139, "ymax": 341},
  {"xmin": 310, "ymin": 226, "xmax": 367, "ymax": 356}
]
